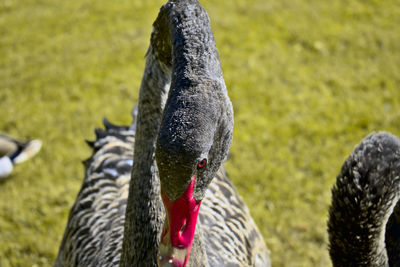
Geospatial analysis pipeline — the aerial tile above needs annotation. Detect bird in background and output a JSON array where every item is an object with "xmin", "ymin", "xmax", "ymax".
[
  {"xmin": 328, "ymin": 132, "xmax": 400, "ymax": 267},
  {"xmin": 0, "ymin": 135, "xmax": 42, "ymax": 179}
]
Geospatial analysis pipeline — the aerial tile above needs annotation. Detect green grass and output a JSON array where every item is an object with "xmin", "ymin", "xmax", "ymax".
[{"xmin": 1, "ymin": 0, "xmax": 399, "ymax": 266}]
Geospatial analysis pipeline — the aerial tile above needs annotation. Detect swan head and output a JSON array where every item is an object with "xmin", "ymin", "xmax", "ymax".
[{"xmin": 156, "ymin": 79, "xmax": 233, "ymax": 266}]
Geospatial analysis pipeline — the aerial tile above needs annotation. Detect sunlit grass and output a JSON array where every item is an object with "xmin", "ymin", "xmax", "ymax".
[{"xmin": 1, "ymin": 0, "xmax": 399, "ymax": 266}]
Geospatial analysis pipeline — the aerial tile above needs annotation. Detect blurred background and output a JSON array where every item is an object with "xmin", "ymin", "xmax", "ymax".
[{"xmin": 1, "ymin": 0, "xmax": 399, "ymax": 266}]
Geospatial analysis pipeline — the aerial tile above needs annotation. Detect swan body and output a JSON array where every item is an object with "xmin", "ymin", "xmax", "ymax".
[
  {"xmin": 328, "ymin": 132, "xmax": 400, "ymax": 267},
  {"xmin": 56, "ymin": 0, "xmax": 270, "ymax": 266},
  {"xmin": 56, "ymin": 119, "xmax": 269, "ymax": 266}
]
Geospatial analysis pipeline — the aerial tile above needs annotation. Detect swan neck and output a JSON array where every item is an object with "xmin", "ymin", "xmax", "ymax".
[
  {"xmin": 120, "ymin": 51, "xmax": 171, "ymax": 266},
  {"xmin": 121, "ymin": 0, "xmax": 217, "ymax": 265},
  {"xmin": 155, "ymin": 0, "xmax": 224, "ymax": 88},
  {"xmin": 329, "ymin": 187, "xmax": 394, "ymax": 267},
  {"xmin": 328, "ymin": 133, "xmax": 400, "ymax": 267}
]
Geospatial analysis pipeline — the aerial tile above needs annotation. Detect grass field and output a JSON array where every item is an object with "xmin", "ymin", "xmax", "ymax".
[{"xmin": 1, "ymin": 0, "xmax": 400, "ymax": 266}]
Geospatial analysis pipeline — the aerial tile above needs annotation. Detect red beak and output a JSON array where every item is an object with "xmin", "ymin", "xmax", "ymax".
[{"xmin": 159, "ymin": 177, "xmax": 202, "ymax": 267}]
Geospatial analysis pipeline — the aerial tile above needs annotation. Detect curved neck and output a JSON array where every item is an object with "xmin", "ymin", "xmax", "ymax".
[
  {"xmin": 121, "ymin": 0, "xmax": 219, "ymax": 265},
  {"xmin": 328, "ymin": 133, "xmax": 400, "ymax": 267},
  {"xmin": 120, "ymin": 48, "xmax": 170, "ymax": 266},
  {"xmin": 167, "ymin": 0, "xmax": 224, "ymax": 90}
]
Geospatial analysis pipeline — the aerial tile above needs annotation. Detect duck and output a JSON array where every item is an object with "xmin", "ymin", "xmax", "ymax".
[{"xmin": 55, "ymin": 0, "xmax": 270, "ymax": 266}]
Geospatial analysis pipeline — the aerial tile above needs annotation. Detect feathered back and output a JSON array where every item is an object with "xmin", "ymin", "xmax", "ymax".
[{"xmin": 55, "ymin": 121, "xmax": 135, "ymax": 266}]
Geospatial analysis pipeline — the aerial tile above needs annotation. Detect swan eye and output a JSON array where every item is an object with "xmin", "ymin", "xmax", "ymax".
[{"xmin": 197, "ymin": 159, "xmax": 207, "ymax": 169}]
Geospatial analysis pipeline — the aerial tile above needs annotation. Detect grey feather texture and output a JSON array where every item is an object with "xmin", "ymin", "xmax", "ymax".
[
  {"xmin": 328, "ymin": 132, "xmax": 400, "ymax": 267},
  {"xmin": 55, "ymin": 123, "xmax": 270, "ymax": 266},
  {"xmin": 56, "ymin": 0, "xmax": 270, "ymax": 266}
]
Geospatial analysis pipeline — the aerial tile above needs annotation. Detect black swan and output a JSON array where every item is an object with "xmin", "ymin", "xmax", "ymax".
[
  {"xmin": 55, "ymin": 0, "xmax": 270, "ymax": 266},
  {"xmin": 328, "ymin": 132, "xmax": 400, "ymax": 266}
]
